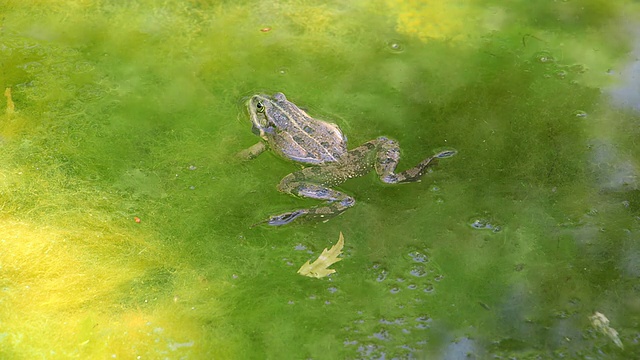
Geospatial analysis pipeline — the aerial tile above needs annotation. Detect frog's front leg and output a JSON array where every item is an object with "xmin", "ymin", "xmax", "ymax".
[
  {"xmin": 373, "ymin": 137, "xmax": 456, "ymax": 184},
  {"xmin": 263, "ymin": 166, "xmax": 355, "ymax": 226},
  {"xmin": 237, "ymin": 142, "xmax": 267, "ymax": 160}
]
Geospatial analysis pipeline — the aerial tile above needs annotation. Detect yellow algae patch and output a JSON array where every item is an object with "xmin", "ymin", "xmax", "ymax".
[
  {"xmin": 0, "ymin": 218, "xmax": 142, "ymax": 355},
  {"xmin": 0, "ymin": 87, "xmax": 28, "ymax": 139},
  {"xmin": 283, "ymin": 3, "xmax": 339, "ymax": 35},
  {"xmin": 386, "ymin": 0, "xmax": 477, "ymax": 43},
  {"xmin": 5, "ymin": 88, "xmax": 15, "ymax": 115},
  {"xmin": 0, "ymin": 217, "xmax": 232, "ymax": 358}
]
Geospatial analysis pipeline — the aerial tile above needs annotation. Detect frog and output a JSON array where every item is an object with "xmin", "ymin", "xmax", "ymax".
[{"xmin": 240, "ymin": 92, "xmax": 456, "ymax": 226}]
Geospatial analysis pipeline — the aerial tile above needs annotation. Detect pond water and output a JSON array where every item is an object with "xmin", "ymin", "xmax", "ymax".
[{"xmin": 1, "ymin": 1, "xmax": 639, "ymax": 358}]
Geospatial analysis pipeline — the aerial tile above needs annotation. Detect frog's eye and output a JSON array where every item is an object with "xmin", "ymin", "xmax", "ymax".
[{"xmin": 256, "ymin": 101, "xmax": 265, "ymax": 113}]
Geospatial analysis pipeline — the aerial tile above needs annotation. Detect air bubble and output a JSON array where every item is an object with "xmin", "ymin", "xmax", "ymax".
[
  {"xmin": 415, "ymin": 315, "xmax": 432, "ymax": 329},
  {"xmin": 409, "ymin": 265, "xmax": 427, "ymax": 277},
  {"xmin": 555, "ymin": 70, "xmax": 568, "ymax": 79},
  {"xmin": 277, "ymin": 67, "xmax": 288, "ymax": 75},
  {"xmin": 371, "ymin": 263, "xmax": 389, "ymax": 282},
  {"xmin": 534, "ymin": 51, "xmax": 555, "ymax": 64},
  {"xmin": 75, "ymin": 62, "xmax": 95, "ymax": 73},
  {"xmin": 386, "ymin": 39, "xmax": 405, "ymax": 53},
  {"xmin": 570, "ymin": 64, "xmax": 587, "ymax": 73},
  {"xmin": 574, "ymin": 110, "xmax": 587, "ymax": 118},
  {"xmin": 408, "ymin": 250, "xmax": 429, "ymax": 263},
  {"xmin": 379, "ymin": 318, "xmax": 405, "ymax": 325},
  {"xmin": 469, "ymin": 217, "xmax": 502, "ymax": 232},
  {"xmin": 284, "ymin": 259, "xmax": 294, "ymax": 266},
  {"xmin": 376, "ymin": 269, "xmax": 388, "ymax": 282},
  {"xmin": 372, "ymin": 329, "xmax": 391, "ymax": 341},
  {"xmin": 390, "ymin": 287, "xmax": 400, "ymax": 294}
]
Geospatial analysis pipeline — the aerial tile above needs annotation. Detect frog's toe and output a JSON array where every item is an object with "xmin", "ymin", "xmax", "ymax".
[
  {"xmin": 268, "ymin": 210, "xmax": 308, "ymax": 226},
  {"xmin": 435, "ymin": 149, "xmax": 457, "ymax": 158}
]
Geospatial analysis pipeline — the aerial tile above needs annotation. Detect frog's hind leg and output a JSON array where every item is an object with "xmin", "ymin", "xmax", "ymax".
[
  {"xmin": 374, "ymin": 136, "xmax": 456, "ymax": 184},
  {"xmin": 262, "ymin": 169, "xmax": 355, "ymax": 226}
]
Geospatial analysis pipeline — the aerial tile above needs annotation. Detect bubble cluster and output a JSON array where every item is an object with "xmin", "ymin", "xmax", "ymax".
[
  {"xmin": 371, "ymin": 263, "xmax": 389, "ymax": 282},
  {"xmin": 343, "ymin": 246, "xmax": 444, "ymax": 357},
  {"xmin": 532, "ymin": 50, "xmax": 589, "ymax": 84},
  {"xmin": 343, "ymin": 309, "xmax": 437, "ymax": 359}
]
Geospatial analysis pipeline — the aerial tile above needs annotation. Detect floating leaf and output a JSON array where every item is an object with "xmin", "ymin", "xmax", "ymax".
[
  {"xmin": 297, "ymin": 232, "xmax": 344, "ymax": 278},
  {"xmin": 590, "ymin": 311, "xmax": 623, "ymax": 349}
]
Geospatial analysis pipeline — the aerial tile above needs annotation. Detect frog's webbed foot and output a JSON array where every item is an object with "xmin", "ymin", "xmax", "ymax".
[
  {"xmin": 250, "ymin": 210, "xmax": 309, "ymax": 227},
  {"xmin": 374, "ymin": 137, "xmax": 456, "ymax": 184},
  {"xmin": 261, "ymin": 198, "xmax": 354, "ymax": 226},
  {"xmin": 266, "ymin": 209, "xmax": 309, "ymax": 226}
]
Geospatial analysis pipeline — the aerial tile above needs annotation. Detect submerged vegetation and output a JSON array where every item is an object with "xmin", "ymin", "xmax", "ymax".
[{"xmin": 0, "ymin": 0, "xmax": 639, "ymax": 358}]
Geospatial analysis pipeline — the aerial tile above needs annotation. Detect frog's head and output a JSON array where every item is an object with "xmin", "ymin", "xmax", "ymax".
[{"xmin": 246, "ymin": 93, "xmax": 290, "ymax": 139}]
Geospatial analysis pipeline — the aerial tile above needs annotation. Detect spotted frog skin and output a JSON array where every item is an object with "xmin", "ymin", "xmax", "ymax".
[{"xmin": 240, "ymin": 92, "xmax": 456, "ymax": 226}]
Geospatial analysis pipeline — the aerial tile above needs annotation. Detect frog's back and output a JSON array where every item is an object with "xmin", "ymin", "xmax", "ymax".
[{"xmin": 270, "ymin": 114, "xmax": 347, "ymax": 164}]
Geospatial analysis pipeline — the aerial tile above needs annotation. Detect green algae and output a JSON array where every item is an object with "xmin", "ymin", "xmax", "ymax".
[{"xmin": 0, "ymin": 0, "xmax": 639, "ymax": 359}]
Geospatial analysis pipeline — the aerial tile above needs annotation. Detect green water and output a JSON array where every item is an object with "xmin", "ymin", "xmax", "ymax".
[{"xmin": 1, "ymin": 0, "xmax": 639, "ymax": 358}]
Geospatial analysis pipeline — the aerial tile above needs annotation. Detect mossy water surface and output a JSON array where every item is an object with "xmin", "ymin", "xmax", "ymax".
[{"xmin": 1, "ymin": 1, "xmax": 639, "ymax": 358}]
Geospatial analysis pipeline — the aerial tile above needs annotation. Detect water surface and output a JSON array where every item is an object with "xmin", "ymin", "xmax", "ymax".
[{"xmin": 1, "ymin": 1, "xmax": 639, "ymax": 358}]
